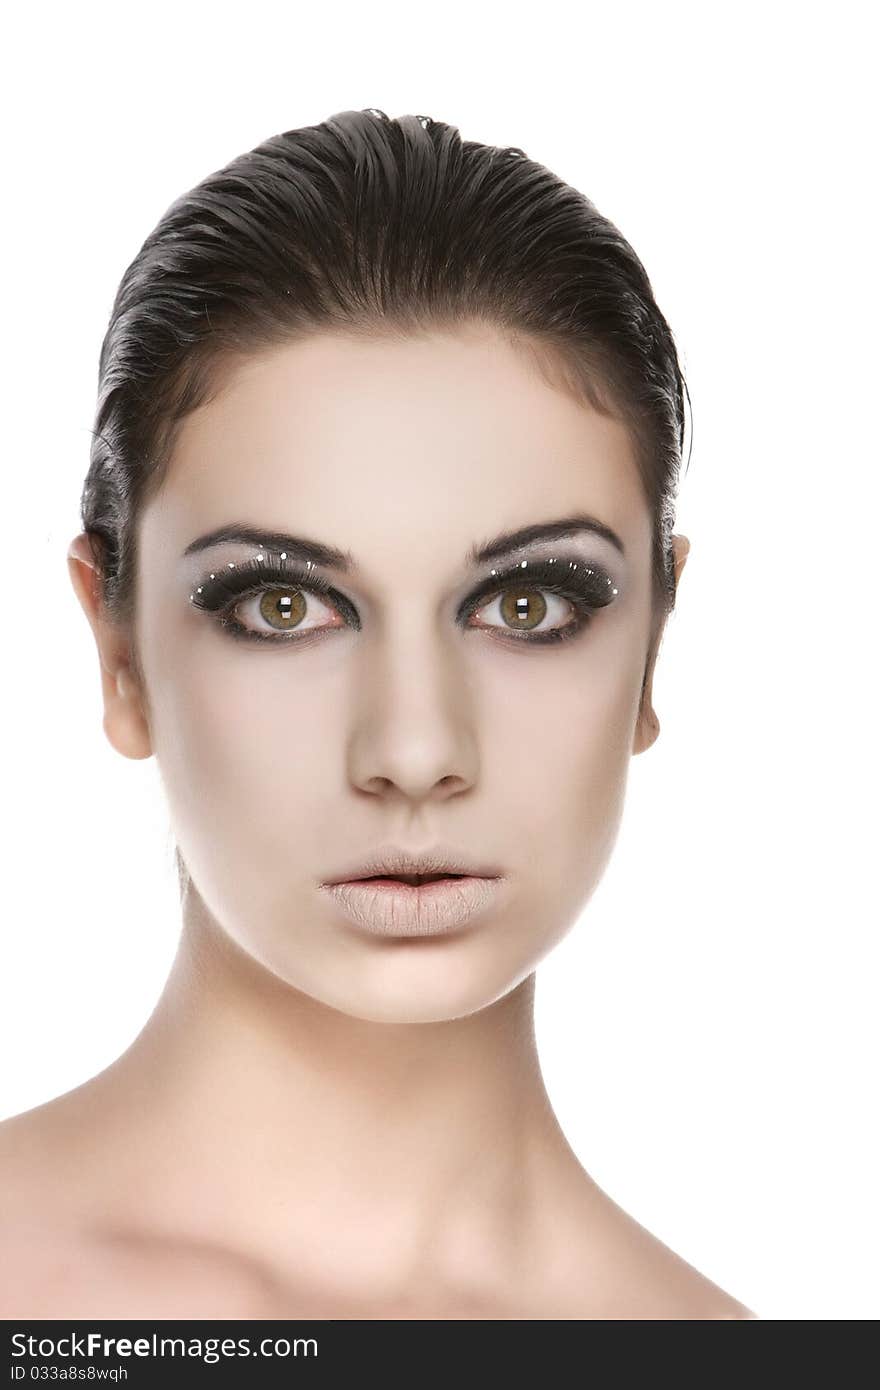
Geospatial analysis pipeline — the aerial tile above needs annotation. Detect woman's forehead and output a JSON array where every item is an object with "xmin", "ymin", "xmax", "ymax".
[
  {"xmin": 134, "ymin": 330, "xmax": 650, "ymax": 596},
  {"xmin": 162, "ymin": 334, "xmax": 643, "ymax": 518}
]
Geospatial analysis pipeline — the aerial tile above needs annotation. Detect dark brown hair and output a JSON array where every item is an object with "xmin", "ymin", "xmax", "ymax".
[{"xmin": 80, "ymin": 108, "xmax": 691, "ymax": 902}]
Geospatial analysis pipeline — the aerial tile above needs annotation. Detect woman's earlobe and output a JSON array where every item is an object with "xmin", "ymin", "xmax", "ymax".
[
  {"xmin": 68, "ymin": 532, "xmax": 153, "ymax": 762},
  {"xmin": 672, "ymin": 534, "xmax": 690, "ymax": 587},
  {"xmin": 632, "ymin": 696, "xmax": 660, "ymax": 755},
  {"xmin": 103, "ymin": 665, "xmax": 153, "ymax": 761},
  {"xmin": 632, "ymin": 615, "xmax": 665, "ymax": 756},
  {"xmin": 631, "ymin": 535, "xmax": 691, "ymax": 754},
  {"xmin": 632, "ymin": 648, "xmax": 661, "ymax": 755}
]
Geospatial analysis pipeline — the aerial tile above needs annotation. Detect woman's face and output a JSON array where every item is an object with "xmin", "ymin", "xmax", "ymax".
[{"xmin": 110, "ymin": 322, "xmax": 672, "ymax": 1022}]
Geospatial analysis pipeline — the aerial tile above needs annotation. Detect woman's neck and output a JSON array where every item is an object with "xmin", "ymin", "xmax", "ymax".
[{"xmin": 79, "ymin": 896, "xmax": 590, "ymax": 1308}]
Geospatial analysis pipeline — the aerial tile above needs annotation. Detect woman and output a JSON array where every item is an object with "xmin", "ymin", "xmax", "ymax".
[{"xmin": 0, "ymin": 108, "xmax": 755, "ymax": 1319}]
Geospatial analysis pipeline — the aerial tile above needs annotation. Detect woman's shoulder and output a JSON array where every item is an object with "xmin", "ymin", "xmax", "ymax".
[
  {"xmin": 0, "ymin": 1102, "xmax": 81, "ymax": 1315},
  {"xmin": 0, "ymin": 1102, "xmax": 272, "ymax": 1320},
  {"xmin": 615, "ymin": 1223, "xmax": 757, "ymax": 1320},
  {"xmin": 0, "ymin": 1092, "xmax": 153, "ymax": 1316},
  {"xmin": 565, "ymin": 1247, "xmax": 758, "ymax": 1320},
  {"xmin": 0, "ymin": 1096, "xmax": 317, "ymax": 1320},
  {"xmin": 551, "ymin": 1173, "xmax": 759, "ymax": 1320},
  {"xmin": 0, "ymin": 1097, "xmax": 73, "ymax": 1219},
  {"xmin": 598, "ymin": 1229, "xmax": 758, "ymax": 1320},
  {"xmin": 0, "ymin": 1100, "xmax": 759, "ymax": 1321}
]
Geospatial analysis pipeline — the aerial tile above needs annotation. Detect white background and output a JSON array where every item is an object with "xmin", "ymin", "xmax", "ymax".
[{"xmin": 2, "ymin": 0, "xmax": 876, "ymax": 1321}]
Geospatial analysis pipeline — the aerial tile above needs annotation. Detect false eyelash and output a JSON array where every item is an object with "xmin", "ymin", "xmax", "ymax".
[
  {"xmin": 189, "ymin": 551, "xmax": 619, "ymax": 646},
  {"xmin": 189, "ymin": 555, "xmax": 360, "ymax": 635},
  {"xmin": 459, "ymin": 557, "xmax": 617, "ymax": 647}
]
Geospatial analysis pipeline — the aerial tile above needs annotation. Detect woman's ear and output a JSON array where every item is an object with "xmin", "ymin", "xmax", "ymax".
[
  {"xmin": 67, "ymin": 532, "xmax": 153, "ymax": 761},
  {"xmin": 632, "ymin": 535, "xmax": 690, "ymax": 755}
]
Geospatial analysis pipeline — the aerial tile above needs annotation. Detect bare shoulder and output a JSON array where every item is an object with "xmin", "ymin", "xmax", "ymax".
[
  {"xmin": 637, "ymin": 1237, "xmax": 758, "ymax": 1321},
  {"xmin": 557, "ymin": 1179, "xmax": 759, "ymax": 1320},
  {"xmin": 671, "ymin": 1276, "xmax": 758, "ymax": 1321},
  {"xmin": 0, "ymin": 1094, "xmax": 149, "ymax": 1318},
  {"xmin": 0, "ymin": 1098, "xmax": 74, "ymax": 1221},
  {"xmin": 0, "ymin": 1101, "xmax": 84, "ymax": 1315},
  {"xmin": 0, "ymin": 1099, "xmax": 286, "ymax": 1320},
  {"xmin": 609, "ymin": 1229, "xmax": 758, "ymax": 1321},
  {"xmin": 591, "ymin": 1247, "xmax": 757, "ymax": 1321}
]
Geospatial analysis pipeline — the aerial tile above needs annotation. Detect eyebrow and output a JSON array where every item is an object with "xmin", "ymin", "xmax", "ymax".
[{"xmin": 181, "ymin": 513, "xmax": 626, "ymax": 572}]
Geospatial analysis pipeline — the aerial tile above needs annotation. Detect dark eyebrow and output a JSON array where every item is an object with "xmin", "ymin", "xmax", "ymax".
[
  {"xmin": 182, "ymin": 524, "xmax": 354, "ymax": 570},
  {"xmin": 470, "ymin": 514, "xmax": 625, "ymax": 565},
  {"xmin": 182, "ymin": 513, "xmax": 625, "ymax": 571}
]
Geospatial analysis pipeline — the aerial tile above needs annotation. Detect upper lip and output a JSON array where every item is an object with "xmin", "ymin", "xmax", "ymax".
[{"xmin": 321, "ymin": 843, "xmax": 504, "ymax": 885}]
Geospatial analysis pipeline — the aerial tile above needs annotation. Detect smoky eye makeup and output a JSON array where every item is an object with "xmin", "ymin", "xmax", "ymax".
[
  {"xmin": 458, "ymin": 556, "xmax": 619, "ymax": 646},
  {"xmin": 190, "ymin": 551, "xmax": 359, "ymax": 629},
  {"xmin": 187, "ymin": 547, "xmax": 621, "ymax": 648}
]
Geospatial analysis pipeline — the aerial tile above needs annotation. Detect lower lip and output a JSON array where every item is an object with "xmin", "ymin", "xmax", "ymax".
[{"xmin": 321, "ymin": 875, "xmax": 503, "ymax": 937}]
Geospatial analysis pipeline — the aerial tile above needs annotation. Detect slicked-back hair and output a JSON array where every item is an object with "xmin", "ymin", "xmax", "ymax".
[{"xmin": 82, "ymin": 108, "xmax": 689, "ymax": 647}]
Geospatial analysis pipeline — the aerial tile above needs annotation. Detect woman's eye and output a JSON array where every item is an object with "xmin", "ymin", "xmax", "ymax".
[
  {"xmin": 469, "ymin": 586, "xmax": 581, "ymax": 639},
  {"xmin": 226, "ymin": 585, "xmax": 346, "ymax": 639}
]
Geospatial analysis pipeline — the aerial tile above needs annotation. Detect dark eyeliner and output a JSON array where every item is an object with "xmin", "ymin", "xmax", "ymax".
[
  {"xmin": 189, "ymin": 554, "xmax": 360, "ymax": 641},
  {"xmin": 458, "ymin": 557, "xmax": 618, "ymax": 646},
  {"xmin": 189, "ymin": 550, "xmax": 619, "ymax": 646}
]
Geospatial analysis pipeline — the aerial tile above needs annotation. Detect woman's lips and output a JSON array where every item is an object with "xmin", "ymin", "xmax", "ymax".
[
  {"xmin": 321, "ymin": 873, "xmax": 504, "ymax": 936},
  {"xmin": 356, "ymin": 873, "xmax": 463, "ymax": 887}
]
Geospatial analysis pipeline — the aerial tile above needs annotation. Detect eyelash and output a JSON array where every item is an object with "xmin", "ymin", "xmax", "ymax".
[{"xmin": 188, "ymin": 553, "xmax": 619, "ymax": 648}]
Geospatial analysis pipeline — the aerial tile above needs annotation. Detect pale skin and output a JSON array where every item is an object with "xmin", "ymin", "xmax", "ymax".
[{"xmin": 0, "ymin": 321, "xmax": 756, "ymax": 1319}]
